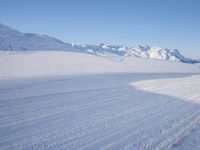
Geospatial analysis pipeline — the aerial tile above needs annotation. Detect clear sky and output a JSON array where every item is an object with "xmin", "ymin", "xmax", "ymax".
[{"xmin": 0, "ymin": 0, "xmax": 199, "ymax": 58}]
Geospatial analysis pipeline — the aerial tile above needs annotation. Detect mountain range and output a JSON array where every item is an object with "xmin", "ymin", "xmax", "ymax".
[{"xmin": 0, "ymin": 23, "xmax": 199, "ymax": 64}]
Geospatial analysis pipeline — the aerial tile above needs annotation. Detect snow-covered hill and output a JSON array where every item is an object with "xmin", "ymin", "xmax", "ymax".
[
  {"xmin": 0, "ymin": 23, "xmax": 77, "ymax": 51},
  {"xmin": 1, "ymin": 25, "xmax": 200, "ymax": 150},
  {"xmin": 73, "ymin": 43, "xmax": 200, "ymax": 64},
  {"xmin": 0, "ymin": 23, "xmax": 199, "ymax": 63},
  {"xmin": 0, "ymin": 51, "xmax": 199, "ymax": 80}
]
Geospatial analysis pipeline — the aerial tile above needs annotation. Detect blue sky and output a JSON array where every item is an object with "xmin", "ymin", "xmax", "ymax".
[{"xmin": 0, "ymin": 0, "xmax": 200, "ymax": 58}]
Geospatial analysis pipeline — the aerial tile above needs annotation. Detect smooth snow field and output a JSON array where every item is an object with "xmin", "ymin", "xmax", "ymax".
[
  {"xmin": 0, "ymin": 51, "xmax": 199, "ymax": 80},
  {"xmin": 0, "ymin": 73, "xmax": 200, "ymax": 150}
]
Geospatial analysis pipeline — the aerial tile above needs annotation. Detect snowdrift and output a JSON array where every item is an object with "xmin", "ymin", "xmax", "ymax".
[{"xmin": 0, "ymin": 51, "xmax": 199, "ymax": 80}]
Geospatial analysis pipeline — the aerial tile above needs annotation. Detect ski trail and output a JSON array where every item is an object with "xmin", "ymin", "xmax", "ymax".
[{"xmin": 0, "ymin": 73, "xmax": 199, "ymax": 150}]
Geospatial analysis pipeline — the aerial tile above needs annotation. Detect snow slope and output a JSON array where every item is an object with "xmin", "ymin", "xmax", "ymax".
[
  {"xmin": 131, "ymin": 75, "xmax": 200, "ymax": 104},
  {"xmin": 131, "ymin": 75, "xmax": 200, "ymax": 149},
  {"xmin": 0, "ymin": 23, "xmax": 199, "ymax": 63},
  {"xmin": 0, "ymin": 51, "xmax": 199, "ymax": 80},
  {"xmin": 0, "ymin": 23, "xmax": 76, "ymax": 51},
  {"xmin": 0, "ymin": 73, "xmax": 200, "ymax": 149},
  {"xmin": 1, "ymin": 23, "xmax": 200, "ymax": 150}
]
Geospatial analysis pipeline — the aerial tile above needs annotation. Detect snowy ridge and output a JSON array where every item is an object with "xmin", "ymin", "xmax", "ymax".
[
  {"xmin": 0, "ymin": 23, "xmax": 199, "ymax": 63},
  {"xmin": 0, "ymin": 23, "xmax": 77, "ymax": 52},
  {"xmin": 73, "ymin": 44, "xmax": 200, "ymax": 64}
]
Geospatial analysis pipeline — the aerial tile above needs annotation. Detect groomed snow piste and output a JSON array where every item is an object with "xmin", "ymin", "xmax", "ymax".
[
  {"xmin": 0, "ymin": 51, "xmax": 200, "ymax": 149},
  {"xmin": 0, "ymin": 73, "xmax": 200, "ymax": 149}
]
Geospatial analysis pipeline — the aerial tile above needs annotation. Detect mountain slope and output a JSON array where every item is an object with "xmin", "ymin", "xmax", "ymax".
[
  {"xmin": 73, "ymin": 44, "xmax": 200, "ymax": 64},
  {"xmin": 0, "ymin": 23, "xmax": 199, "ymax": 63},
  {"xmin": 0, "ymin": 23, "xmax": 76, "ymax": 51}
]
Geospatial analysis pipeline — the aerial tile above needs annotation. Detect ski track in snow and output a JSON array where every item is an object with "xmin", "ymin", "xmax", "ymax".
[{"xmin": 0, "ymin": 73, "xmax": 200, "ymax": 150}]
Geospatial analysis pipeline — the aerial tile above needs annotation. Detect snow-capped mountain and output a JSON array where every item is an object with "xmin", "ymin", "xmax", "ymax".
[
  {"xmin": 0, "ymin": 23, "xmax": 199, "ymax": 63},
  {"xmin": 0, "ymin": 23, "xmax": 76, "ymax": 51},
  {"xmin": 72, "ymin": 43, "xmax": 199, "ymax": 63}
]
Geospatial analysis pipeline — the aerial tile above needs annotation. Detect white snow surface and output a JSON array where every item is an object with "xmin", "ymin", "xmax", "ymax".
[
  {"xmin": 131, "ymin": 75, "xmax": 200, "ymax": 149},
  {"xmin": 0, "ymin": 51, "xmax": 199, "ymax": 80},
  {"xmin": 131, "ymin": 75, "xmax": 200, "ymax": 104},
  {"xmin": 0, "ymin": 73, "xmax": 200, "ymax": 149}
]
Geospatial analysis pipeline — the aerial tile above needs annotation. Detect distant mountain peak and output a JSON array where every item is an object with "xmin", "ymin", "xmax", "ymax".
[
  {"xmin": 73, "ymin": 44, "xmax": 199, "ymax": 64},
  {"xmin": 0, "ymin": 23, "xmax": 199, "ymax": 64}
]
